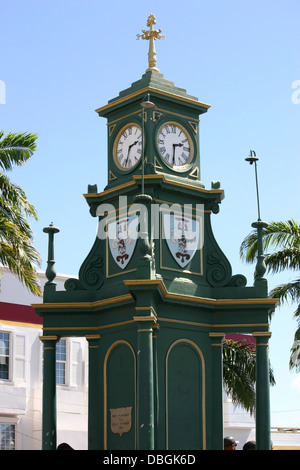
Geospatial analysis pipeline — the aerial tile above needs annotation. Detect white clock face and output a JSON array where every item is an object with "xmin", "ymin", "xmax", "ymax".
[
  {"xmin": 157, "ymin": 122, "xmax": 193, "ymax": 169},
  {"xmin": 114, "ymin": 124, "xmax": 142, "ymax": 170}
]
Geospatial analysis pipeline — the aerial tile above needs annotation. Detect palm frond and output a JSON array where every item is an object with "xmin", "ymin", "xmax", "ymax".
[
  {"xmin": 265, "ymin": 249, "xmax": 300, "ymax": 273},
  {"xmin": 240, "ymin": 220, "xmax": 300, "ymax": 264},
  {"xmin": 0, "ymin": 131, "xmax": 40, "ymax": 295},
  {"xmin": 289, "ymin": 326, "xmax": 300, "ymax": 372},
  {"xmin": 269, "ymin": 279, "xmax": 300, "ymax": 305},
  {"xmin": 222, "ymin": 340, "xmax": 275, "ymax": 415},
  {"xmin": 0, "ymin": 131, "xmax": 38, "ymax": 171}
]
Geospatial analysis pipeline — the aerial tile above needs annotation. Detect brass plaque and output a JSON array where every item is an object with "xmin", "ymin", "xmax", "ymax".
[{"xmin": 110, "ymin": 406, "xmax": 132, "ymax": 436}]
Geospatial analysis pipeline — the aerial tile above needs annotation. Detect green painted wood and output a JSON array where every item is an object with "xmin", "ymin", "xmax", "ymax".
[
  {"xmin": 41, "ymin": 337, "xmax": 57, "ymax": 450},
  {"xmin": 35, "ymin": 69, "xmax": 277, "ymax": 450},
  {"xmin": 166, "ymin": 341, "xmax": 203, "ymax": 449}
]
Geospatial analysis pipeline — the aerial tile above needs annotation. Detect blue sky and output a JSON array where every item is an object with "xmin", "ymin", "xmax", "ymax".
[{"xmin": 1, "ymin": 0, "xmax": 299, "ymax": 429}]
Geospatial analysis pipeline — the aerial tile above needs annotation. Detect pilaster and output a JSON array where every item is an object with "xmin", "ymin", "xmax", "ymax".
[
  {"xmin": 209, "ymin": 332, "xmax": 225, "ymax": 450},
  {"xmin": 86, "ymin": 334, "xmax": 102, "ymax": 449},
  {"xmin": 134, "ymin": 310, "xmax": 156, "ymax": 449},
  {"xmin": 253, "ymin": 331, "xmax": 272, "ymax": 450},
  {"xmin": 40, "ymin": 335, "xmax": 58, "ymax": 450}
]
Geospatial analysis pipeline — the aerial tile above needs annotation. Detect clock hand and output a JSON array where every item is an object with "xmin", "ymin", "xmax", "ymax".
[
  {"xmin": 125, "ymin": 141, "xmax": 139, "ymax": 167},
  {"xmin": 129, "ymin": 140, "xmax": 139, "ymax": 150},
  {"xmin": 172, "ymin": 144, "xmax": 176, "ymax": 165},
  {"xmin": 172, "ymin": 143, "xmax": 184, "ymax": 164}
]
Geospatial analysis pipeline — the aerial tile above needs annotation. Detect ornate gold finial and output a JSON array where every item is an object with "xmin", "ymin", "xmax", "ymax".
[{"xmin": 137, "ymin": 14, "xmax": 165, "ymax": 73}]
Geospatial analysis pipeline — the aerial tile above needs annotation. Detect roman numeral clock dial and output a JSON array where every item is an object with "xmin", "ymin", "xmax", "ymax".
[
  {"xmin": 113, "ymin": 124, "xmax": 142, "ymax": 170},
  {"xmin": 157, "ymin": 122, "xmax": 194, "ymax": 171}
]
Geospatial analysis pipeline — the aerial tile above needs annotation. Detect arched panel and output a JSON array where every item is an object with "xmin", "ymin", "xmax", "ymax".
[
  {"xmin": 104, "ymin": 341, "xmax": 136, "ymax": 449},
  {"xmin": 166, "ymin": 339, "xmax": 205, "ymax": 449}
]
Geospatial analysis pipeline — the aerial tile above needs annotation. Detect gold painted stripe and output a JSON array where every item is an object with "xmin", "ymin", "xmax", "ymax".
[
  {"xmin": 252, "ymin": 331, "xmax": 272, "ymax": 337},
  {"xmin": 135, "ymin": 306, "xmax": 158, "ymax": 318},
  {"xmin": 43, "ymin": 319, "xmax": 135, "ymax": 332},
  {"xmin": 83, "ymin": 174, "xmax": 224, "ymax": 199},
  {"xmin": 158, "ymin": 317, "xmax": 269, "ymax": 329},
  {"xmin": 0, "ymin": 319, "xmax": 42, "ymax": 329},
  {"xmin": 95, "ymin": 86, "xmax": 211, "ymax": 115},
  {"xmin": 213, "ymin": 323, "xmax": 269, "ymax": 328},
  {"xmin": 39, "ymin": 335, "xmax": 58, "ymax": 342},
  {"xmin": 133, "ymin": 315, "xmax": 156, "ymax": 322},
  {"xmin": 107, "ymin": 110, "xmax": 141, "ymax": 126},
  {"xmin": 34, "ymin": 279, "xmax": 277, "ymax": 313},
  {"xmin": 32, "ymin": 293, "xmax": 133, "ymax": 310},
  {"xmin": 150, "ymin": 106, "xmax": 200, "ymax": 123},
  {"xmin": 124, "ymin": 279, "xmax": 279, "ymax": 307},
  {"xmin": 133, "ymin": 175, "xmax": 224, "ymax": 196}
]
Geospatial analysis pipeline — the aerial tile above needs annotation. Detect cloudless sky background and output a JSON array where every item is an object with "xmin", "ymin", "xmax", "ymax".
[{"xmin": 1, "ymin": 0, "xmax": 299, "ymax": 429}]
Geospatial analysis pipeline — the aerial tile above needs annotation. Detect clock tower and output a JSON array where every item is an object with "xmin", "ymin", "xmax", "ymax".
[
  {"xmin": 97, "ymin": 14, "xmax": 209, "ymax": 189},
  {"xmin": 35, "ymin": 15, "xmax": 276, "ymax": 451}
]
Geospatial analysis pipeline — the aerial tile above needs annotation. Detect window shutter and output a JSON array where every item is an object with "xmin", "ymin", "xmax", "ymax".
[
  {"xmin": 70, "ymin": 340, "xmax": 82, "ymax": 386},
  {"xmin": 14, "ymin": 334, "xmax": 26, "ymax": 381}
]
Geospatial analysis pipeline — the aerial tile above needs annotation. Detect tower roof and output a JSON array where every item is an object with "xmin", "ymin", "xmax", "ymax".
[{"xmin": 96, "ymin": 70, "xmax": 210, "ymax": 117}]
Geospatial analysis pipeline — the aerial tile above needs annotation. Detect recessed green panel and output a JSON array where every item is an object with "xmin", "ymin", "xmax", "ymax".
[
  {"xmin": 166, "ymin": 341, "xmax": 204, "ymax": 450},
  {"xmin": 105, "ymin": 342, "xmax": 136, "ymax": 449}
]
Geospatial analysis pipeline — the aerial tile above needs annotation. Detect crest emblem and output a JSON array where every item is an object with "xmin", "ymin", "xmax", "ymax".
[
  {"xmin": 163, "ymin": 213, "xmax": 200, "ymax": 268},
  {"xmin": 108, "ymin": 215, "xmax": 138, "ymax": 269}
]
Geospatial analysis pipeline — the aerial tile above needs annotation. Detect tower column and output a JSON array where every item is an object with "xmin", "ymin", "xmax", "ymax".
[
  {"xmin": 209, "ymin": 333, "xmax": 225, "ymax": 450},
  {"xmin": 134, "ymin": 311, "xmax": 156, "ymax": 450},
  {"xmin": 86, "ymin": 334, "xmax": 102, "ymax": 450},
  {"xmin": 253, "ymin": 332, "xmax": 272, "ymax": 450},
  {"xmin": 40, "ymin": 335, "xmax": 58, "ymax": 450}
]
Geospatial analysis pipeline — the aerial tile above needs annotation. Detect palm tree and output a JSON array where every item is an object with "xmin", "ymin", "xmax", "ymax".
[
  {"xmin": 223, "ymin": 339, "xmax": 275, "ymax": 415},
  {"xmin": 240, "ymin": 220, "xmax": 300, "ymax": 371},
  {"xmin": 0, "ymin": 131, "xmax": 41, "ymax": 295}
]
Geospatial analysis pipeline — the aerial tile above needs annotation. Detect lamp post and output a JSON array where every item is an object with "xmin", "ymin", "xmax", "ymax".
[
  {"xmin": 43, "ymin": 222, "xmax": 60, "ymax": 285},
  {"xmin": 140, "ymin": 94, "xmax": 156, "ymax": 195},
  {"xmin": 245, "ymin": 150, "xmax": 272, "ymax": 450},
  {"xmin": 245, "ymin": 150, "xmax": 268, "ymax": 288},
  {"xmin": 134, "ymin": 95, "xmax": 155, "ymax": 273},
  {"xmin": 245, "ymin": 149, "xmax": 262, "ymax": 221}
]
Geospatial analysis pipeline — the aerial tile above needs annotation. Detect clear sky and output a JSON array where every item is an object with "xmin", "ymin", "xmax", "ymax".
[{"xmin": 1, "ymin": 0, "xmax": 299, "ymax": 429}]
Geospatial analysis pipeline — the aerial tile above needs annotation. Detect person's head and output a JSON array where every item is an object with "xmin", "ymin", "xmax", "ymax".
[
  {"xmin": 57, "ymin": 442, "xmax": 74, "ymax": 450},
  {"xmin": 224, "ymin": 436, "xmax": 239, "ymax": 450},
  {"xmin": 243, "ymin": 440, "xmax": 256, "ymax": 450}
]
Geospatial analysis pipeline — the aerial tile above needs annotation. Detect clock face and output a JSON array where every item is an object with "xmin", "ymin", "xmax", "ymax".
[
  {"xmin": 157, "ymin": 122, "xmax": 193, "ymax": 170},
  {"xmin": 114, "ymin": 124, "xmax": 142, "ymax": 170}
]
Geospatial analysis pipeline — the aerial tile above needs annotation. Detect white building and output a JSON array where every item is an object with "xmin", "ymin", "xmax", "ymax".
[
  {"xmin": 0, "ymin": 266, "xmax": 299, "ymax": 450},
  {"xmin": 0, "ymin": 266, "xmax": 88, "ymax": 450}
]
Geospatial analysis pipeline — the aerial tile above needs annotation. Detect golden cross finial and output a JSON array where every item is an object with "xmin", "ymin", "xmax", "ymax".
[{"xmin": 137, "ymin": 14, "xmax": 165, "ymax": 73}]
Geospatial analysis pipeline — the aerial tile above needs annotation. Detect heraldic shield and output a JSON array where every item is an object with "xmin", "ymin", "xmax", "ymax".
[
  {"xmin": 163, "ymin": 213, "xmax": 200, "ymax": 268},
  {"xmin": 108, "ymin": 215, "xmax": 138, "ymax": 269}
]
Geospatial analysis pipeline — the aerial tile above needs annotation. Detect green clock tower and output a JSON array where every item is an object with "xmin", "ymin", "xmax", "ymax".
[{"xmin": 34, "ymin": 15, "xmax": 277, "ymax": 451}]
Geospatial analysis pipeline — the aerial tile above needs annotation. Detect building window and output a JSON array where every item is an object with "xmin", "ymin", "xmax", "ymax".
[
  {"xmin": 56, "ymin": 339, "xmax": 67, "ymax": 385},
  {"xmin": 54, "ymin": 338, "xmax": 85, "ymax": 387},
  {"xmin": 0, "ymin": 423, "xmax": 15, "ymax": 450},
  {"xmin": 0, "ymin": 332, "xmax": 10, "ymax": 380}
]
